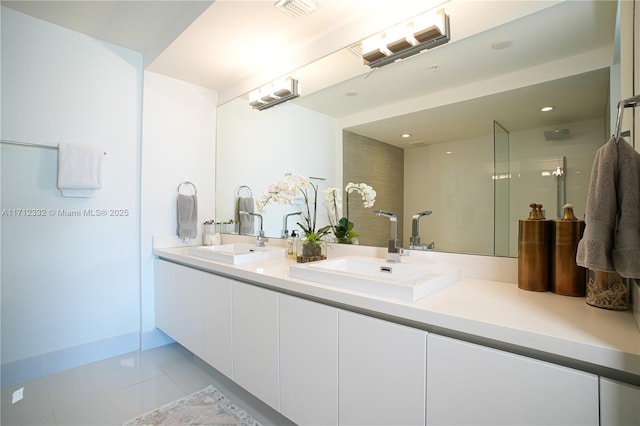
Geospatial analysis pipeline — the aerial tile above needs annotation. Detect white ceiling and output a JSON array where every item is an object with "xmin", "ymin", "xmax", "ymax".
[
  {"xmin": 343, "ymin": 68, "xmax": 611, "ymax": 147},
  {"xmin": 2, "ymin": 0, "xmax": 617, "ymax": 147},
  {"xmin": 1, "ymin": 0, "xmax": 214, "ymax": 67},
  {"xmin": 2, "ymin": 0, "xmax": 447, "ymax": 97}
]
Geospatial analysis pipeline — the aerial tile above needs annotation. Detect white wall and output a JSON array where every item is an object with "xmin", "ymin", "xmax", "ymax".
[
  {"xmin": 404, "ymin": 135, "xmax": 494, "ymax": 255},
  {"xmin": 1, "ymin": 7, "xmax": 142, "ymax": 384},
  {"xmin": 140, "ymin": 71, "xmax": 217, "ymax": 349},
  {"xmin": 216, "ymin": 98, "xmax": 340, "ymax": 238},
  {"xmin": 0, "ymin": 9, "xmax": 219, "ymax": 384}
]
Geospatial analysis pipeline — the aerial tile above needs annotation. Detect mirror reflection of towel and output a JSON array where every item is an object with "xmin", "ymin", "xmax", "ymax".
[
  {"xmin": 177, "ymin": 194, "xmax": 198, "ymax": 239},
  {"xmin": 237, "ymin": 197, "xmax": 255, "ymax": 235}
]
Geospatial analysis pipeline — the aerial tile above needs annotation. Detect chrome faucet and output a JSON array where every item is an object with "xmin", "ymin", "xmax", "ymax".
[
  {"xmin": 239, "ymin": 211, "xmax": 269, "ymax": 247},
  {"xmin": 410, "ymin": 210, "xmax": 435, "ymax": 250},
  {"xmin": 281, "ymin": 212, "xmax": 302, "ymax": 238},
  {"xmin": 375, "ymin": 209, "xmax": 408, "ymax": 263}
]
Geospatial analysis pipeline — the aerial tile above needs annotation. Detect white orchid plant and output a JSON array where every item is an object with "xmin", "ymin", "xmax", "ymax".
[
  {"xmin": 258, "ymin": 174, "xmax": 331, "ymax": 245},
  {"xmin": 323, "ymin": 182, "xmax": 376, "ymax": 244}
]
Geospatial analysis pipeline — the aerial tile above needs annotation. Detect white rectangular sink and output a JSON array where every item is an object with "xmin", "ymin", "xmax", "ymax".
[
  {"xmin": 187, "ymin": 244, "xmax": 285, "ymax": 265},
  {"xmin": 289, "ymin": 255, "xmax": 461, "ymax": 301}
]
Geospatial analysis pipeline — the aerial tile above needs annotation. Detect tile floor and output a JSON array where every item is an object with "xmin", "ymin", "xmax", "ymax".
[{"xmin": 1, "ymin": 343, "xmax": 293, "ymax": 426}]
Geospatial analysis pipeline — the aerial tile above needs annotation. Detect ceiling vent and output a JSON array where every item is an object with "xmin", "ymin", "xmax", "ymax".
[
  {"xmin": 349, "ymin": 42, "xmax": 363, "ymax": 57},
  {"xmin": 274, "ymin": 0, "xmax": 319, "ymax": 17},
  {"xmin": 544, "ymin": 129, "xmax": 571, "ymax": 141}
]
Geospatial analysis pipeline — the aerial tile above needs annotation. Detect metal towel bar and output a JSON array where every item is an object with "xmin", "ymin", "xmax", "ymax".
[
  {"xmin": 235, "ymin": 185, "xmax": 253, "ymax": 197},
  {"xmin": 1, "ymin": 139, "xmax": 58, "ymax": 150},
  {"xmin": 177, "ymin": 181, "xmax": 197, "ymax": 195},
  {"xmin": 1, "ymin": 139, "xmax": 107, "ymax": 154},
  {"xmin": 614, "ymin": 95, "xmax": 640, "ymax": 142}
]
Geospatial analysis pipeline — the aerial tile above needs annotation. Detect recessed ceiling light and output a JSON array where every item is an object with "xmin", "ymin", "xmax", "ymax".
[
  {"xmin": 541, "ymin": 106, "xmax": 554, "ymax": 112},
  {"xmin": 346, "ymin": 91, "xmax": 358, "ymax": 97},
  {"xmin": 445, "ymin": 151, "xmax": 452, "ymax": 155},
  {"xmin": 401, "ymin": 133, "xmax": 411, "ymax": 138},
  {"xmin": 491, "ymin": 40, "xmax": 512, "ymax": 50}
]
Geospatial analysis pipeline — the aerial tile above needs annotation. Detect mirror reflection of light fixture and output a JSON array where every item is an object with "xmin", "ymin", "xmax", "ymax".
[
  {"xmin": 249, "ymin": 77, "xmax": 300, "ymax": 110},
  {"xmin": 362, "ymin": 8, "xmax": 450, "ymax": 68}
]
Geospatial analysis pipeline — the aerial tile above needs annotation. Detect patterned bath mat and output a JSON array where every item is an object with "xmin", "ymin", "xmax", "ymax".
[{"xmin": 122, "ymin": 385, "xmax": 263, "ymax": 426}]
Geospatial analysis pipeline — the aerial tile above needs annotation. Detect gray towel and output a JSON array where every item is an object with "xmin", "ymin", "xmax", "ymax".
[
  {"xmin": 237, "ymin": 197, "xmax": 255, "ymax": 235},
  {"xmin": 576, "ymin": 137, "xmax": 618, "ymax": 273},
  {"xmin": 177, "ymin": 194, "xmax": 198, "ymax": 239},
  {"xmin": 612, "ymin": 138, "xmax": 640, "ymax": 278},
  {"xmin": 577, "ymin": 137, "xmax": 640, "ymax": 278}
]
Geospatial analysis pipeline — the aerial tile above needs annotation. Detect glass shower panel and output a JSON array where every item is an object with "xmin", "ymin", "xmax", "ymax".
[
  {"xmin": 526, "ymin": 157, "xmax": 567, "ymax": 220},
  {"xmin": 493, "ymin": 121, "xmax": 510, "ymax": 257}
]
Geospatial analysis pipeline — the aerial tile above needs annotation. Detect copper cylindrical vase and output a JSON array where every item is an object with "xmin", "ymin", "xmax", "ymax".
[
  {"xmin": 518, "ymin": 219, "xmax": 550, "ymax": 291},
  {"xmin": 551, "ymin": 220, "xmax": 586, "ymax": 296}
]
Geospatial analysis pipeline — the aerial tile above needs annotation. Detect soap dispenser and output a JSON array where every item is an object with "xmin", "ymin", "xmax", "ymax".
[
  {"xmin": 518, "ymin": 203, "xmax": 551, "ymax": 291},
  {"xmin": 287, "ymin": 231, "xmax": 298, "ymax": 260}
]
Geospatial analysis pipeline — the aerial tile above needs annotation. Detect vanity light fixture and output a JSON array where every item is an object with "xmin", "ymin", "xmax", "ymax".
[
  {"xmin": 362, "ymin": 8, "xmax": 450, "ymax": 68},
  {"xmin": 249, "ymin": 77, "xmax": 300, "ymax": 111}
]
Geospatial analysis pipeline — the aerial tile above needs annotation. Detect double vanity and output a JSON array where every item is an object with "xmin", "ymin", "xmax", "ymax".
[{"xmin": 153, "ymin": 236, "xmax": 640, "ymax": 425}]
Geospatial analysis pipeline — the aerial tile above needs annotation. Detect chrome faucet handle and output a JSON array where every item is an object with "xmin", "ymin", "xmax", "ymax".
[
  {"xmin": 375, "ymin": 209, "xmax": 397, "ymax": 219},
  {"xmin": 282, "ymin": 212, "xmax": 302, "ymax": 239},
  {"xmin": 376, "ymin": 210, "xmax": 405, "ymax": 262},
  {"xmin": 410, "ymin": 242, "xmax": 435, "ymax": 251},
  {"xmin": 386, "ymin": 247, "xmax": 409, "ymax": 263},
  {"xmin": 256, "ymin": 232, "xmax": 269, "ymax": 247},
  {"xmin": 411, "ymin": 210, "xmax": 432, "ymax": 247},
  {"xmin": 240, "ymin": 211, "xmax": 267, "ymax": 246}
]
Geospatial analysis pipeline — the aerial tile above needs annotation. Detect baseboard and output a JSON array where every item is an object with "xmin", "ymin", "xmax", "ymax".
[
  {"xmin": 1, "ymin": 332, "xmax": 139, "ymax": 387},
  {"xmin": 140, "ymin": 328, "xmax": 175, "ymax": 351}
]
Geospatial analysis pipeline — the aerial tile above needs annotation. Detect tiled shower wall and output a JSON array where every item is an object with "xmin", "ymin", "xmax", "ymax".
[{"xmin": 343, "ymin": 131, "xmax": 404, "ymax": 247}]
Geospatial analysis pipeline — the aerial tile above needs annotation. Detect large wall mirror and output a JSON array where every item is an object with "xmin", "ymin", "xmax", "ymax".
[{"xmin": 215, "ymin": 0, "xmax": 621, "ymax": 258}]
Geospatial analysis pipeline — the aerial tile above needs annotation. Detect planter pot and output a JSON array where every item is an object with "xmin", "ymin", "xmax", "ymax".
[
  {"xmin": 336, "ymin": 236, "xmax": 359, "ymax": 245},
  {"xmin": 297, "ymin": 240, "xmax": 326, "ymax": 263}
]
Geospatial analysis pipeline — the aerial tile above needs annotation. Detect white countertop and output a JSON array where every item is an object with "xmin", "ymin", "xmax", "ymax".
[{"xmin": 153, "ymin": 239, "xmax": 640, "ymax": 382}]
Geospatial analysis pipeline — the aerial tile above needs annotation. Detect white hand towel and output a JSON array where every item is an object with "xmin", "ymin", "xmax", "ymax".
[{"xmin": 57, "ymin": 142, "xmax": 104, "ymax": 198}]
